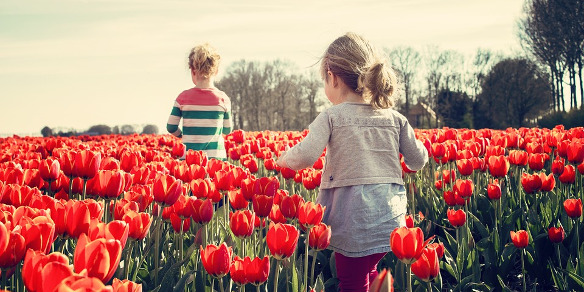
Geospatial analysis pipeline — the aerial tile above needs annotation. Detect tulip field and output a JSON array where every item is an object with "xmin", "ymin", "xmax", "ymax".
[{"xmin": 0, "ymin": 125, "xmax": 583, "ymax": 292}]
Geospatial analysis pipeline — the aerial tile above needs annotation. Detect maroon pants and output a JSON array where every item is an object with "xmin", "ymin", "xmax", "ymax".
[{"xmin": 335, "ymin": 252, "xmax": 387, "ymax": 292}]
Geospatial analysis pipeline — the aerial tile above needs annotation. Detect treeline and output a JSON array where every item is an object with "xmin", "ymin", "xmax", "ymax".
[{"xmin": 40, "ymin": 124, "xmax": 159, "ymax": 137}]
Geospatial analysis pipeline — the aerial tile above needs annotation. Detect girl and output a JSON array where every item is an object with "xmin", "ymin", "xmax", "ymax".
[
  {"xmin": 167, "ymin": 43, "xmax": 232, "ymax": 160},
  {"xmin": 277, "ymin": 32, "xmax": 428, "ymax": 292}
]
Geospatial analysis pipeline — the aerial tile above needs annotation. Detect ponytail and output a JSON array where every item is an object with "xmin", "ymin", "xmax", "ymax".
[{"xmin": 361, "ymin": 60, "xmax": 397, "ymax": 109}]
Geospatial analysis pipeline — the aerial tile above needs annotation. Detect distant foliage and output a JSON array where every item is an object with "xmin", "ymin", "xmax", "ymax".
[{"xmin": 538, "ymin": 108, "xmax": 584, "ymax": 129}]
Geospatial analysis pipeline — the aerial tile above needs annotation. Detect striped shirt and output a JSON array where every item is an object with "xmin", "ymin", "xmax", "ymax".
[{"xmin": 166, "ymin": 87, "xmax": 232, "ymax": 160}]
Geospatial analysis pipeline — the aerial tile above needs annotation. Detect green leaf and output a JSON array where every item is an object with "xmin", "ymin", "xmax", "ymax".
[
  {"xmin": 563, "ymin": 269, "xmax": 584, "ymax": 288},
  {"xmin": 548, "ymin": 259, "xmax": 566, "ymax": 291},
  {"xmin": 173, "ymin": 270, "xmax": 195, "ymax": 292},
  {"xmin": 464, "ymin": 282, "xmax": 492, "ymax": 292},
  {"xmin": 469, "ymin": 212, "xmax": 490, "ymax": 239},
  {"xmin": 497, "ymin": 274, "xmax": 513, "ymax": 292}
]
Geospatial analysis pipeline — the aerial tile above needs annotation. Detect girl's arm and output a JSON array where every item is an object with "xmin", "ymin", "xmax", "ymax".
[
  {"xmin": 222, "ymin": 100, "xmax": 233, "ymax": 135},
  {"xmin": 277, "ymin": 112, "xmax": 330, "ymax": 170},
  {"xmin": 399, "ymin": 118, "xmax": 428, "ymax": 171},
  {"xmin": 167, "ymin": 100, "xmax": 183, "ymax": 137}
]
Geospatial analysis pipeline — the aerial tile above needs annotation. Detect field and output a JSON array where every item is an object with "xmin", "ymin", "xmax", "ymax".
[{"xmin": 0, "ymin": 126, "xmax": 583, "ymax": 292}]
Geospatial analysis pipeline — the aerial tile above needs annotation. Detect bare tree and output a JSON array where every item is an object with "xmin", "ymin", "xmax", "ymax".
[{"xmin": 386, "ymin": 46, "xmax": 421, "ymax": 115}]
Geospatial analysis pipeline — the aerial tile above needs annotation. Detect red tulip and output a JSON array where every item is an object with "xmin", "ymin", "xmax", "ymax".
[
  {"xmin": 65, "ymin": 200, "xmax": 92, "ymax": 239},
  {"xmin": 405, "ymin": 214, "xmax": 414, "ymax": 228},
  {"xmin": 488, "ymin": 155, "xmax": 509, "ymax": 178},
  {"xmin": 87, "ymin": 170, "xmax": 125, "ymax": 199},
  {"xmin": 308, "ymin": 223, "xmax": 331, "ymax": 251},
  {"xmin": 171, "ymin": 142, "xmax": 186, "ymax": 159},
  {"xmin": 253, "ymin": 176, "xmax": 279, "ymax": 197},
  {"xmin": 269, "ymin": 205, "xmax": 287, "ymax": 224},
  {"xmin": 564, "ymin": 198, "xmax": 582, "ymax": 218},
  {"xmin": 229, "ymin": 256, "xmax": 248, "ymax": 286},
  {"xmin": 410, "ymin": 247, "xmax": 440, "ymax": 282},
  {"xmin": 487, "ymin": 180, "xmax": 502, "ymax": 200},
  {"xmin": 152, "ymin": 174, "xmax": 183, "ymax": 207},
  {"xmin": 539, "ymin": 173, "xmax": 555, "ymax": 192},
  {"xmin": 527, "ymin": 153, "xmax": 548, "ymax": 171},
  {"xmin": 200, "ymin": 242, "xmax": 233, "ymax": 278},
  {"xmin": 0, "ymin": 222, "xmax": 7, "ymax": 256},
  {"xmin": 447, "ymin": 209, "xmax": 466, "ymax": 228},
  {"xmin": 120, "ymin": 150, "xmax": 143, "ymax": 173},
  {"xmin": 122, "ymin": 211, "xmax": 152, "ymax": 240},
  {"xmin": 0, "ymin": 229, "xmax": 26, "ymax": 269},
  {"xmin": 252, "ymin": 194, "xmax": 274, "ymax": 220},
  {"xmin": 389, "ymin": 227, "xmax": 425, "ymax": 264},
  {"xmin": 453, "ymin": 179, "xmax": 473, "ymax": 198},
  {"xmin": 298, "ymin": 201, "xmax": 325, "ymax": 229},
  {"xmin": 280, "ymin": 167, "xmax": 296, "ymax": 180},
  {"xmin": 266, "ymin": 223, "xmax": 299, "ymax": 260},
  {"xmin": 190, "ymin": 178, "xmax": 210, "ymax": 199},
  {"xmin": 280, "ymin": 193, "xmax": 305, "ymax": 220},
  {"xmin": 559, "ymin": 165, "xmax": 576, "ymax": 184},
  {"xmin": 578, "ymin": 162, "xmax": 584, "ymax": 175},
  {"xmin": 100, "ymin": 157, "xmax": 120, "ymax": 171},
  {"xmin": 245, "ymin": 256, "xmax": 270, "ymax": 285},
  {"xmin": 54, "ymin": 274, "xmax": 112, "ymax": 292},
  {"xmin": 170, "ymin": 213, "xmax": 191, "ymax": 233},
  {"xmin": 230, "ymin": 210, "xmax": 255, "ymax": 239},
  {"xmin": 73, "ymin": 150, "xmax": 101, "ymax": 179},
  {"xmin": 510, "ymin": 230, "xmax": 529, "ymax": 249},
  {"xmin": 214, "ymin": 169, "xmax": 235, "ymax": 191},
  {"xmin": 191, "ymin": 198, "xmax": 214, "ymax": 225},
  {"xmin": 19, "ymin": 215, "xmax": 56, "ymax": 254},
  {"xmin": 456, "ymin": 159, "xmax": 473, "ymax": 176},
  {"xmin": 228, "ymin": 189, "xmax": 248, "ymax": 210},
  {"xmin": 88, "ymin": 220, "xmax": 129, "ymax": 248},
  {"xmin": 508, "ymin": 150, "xmax": 528, "ymax": 166},
  {"xmin": 567, "ymin": 140, "xmax": 584, "ymax": 164},
  {"xmin": 426, "ymin": 242, "xmax": 445, "ymax": 259},
  {"xmin": 369, "ymin": 269, "xmax": 394, "ymax": 292},
  {"xmin": 112, "ymin": 278, "xmax": 142, "ymax": 292},
  {"xmin": 551, "ymin": 156, "xmax": 565, "ymax": 176},
  {"xmin": 112, "ymin": 199, "xmax": 140, "ymax": 221},
  {"xmin": 521, "ymin": 173, "xmax": 542, "ymax": 194},
  {"xmin": 39, "ymin": 158, "xmax": 61, "ymax": 182},
  {"xmin": 185, "ymin": 149, "xmax": 208, "ymax": 167},
  {"xmin": 548, "ymin": 226, "xmax": 565, "ymax": 243},
  {"xmin": 74, "ymin": 233, "xmax": 123, "ymax": 283},
  {"xmin": 22, "ymin": 249, "xmax": 73, "ymax": 292}
]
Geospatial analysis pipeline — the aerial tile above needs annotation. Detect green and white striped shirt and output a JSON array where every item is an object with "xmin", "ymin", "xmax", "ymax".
[{"xmin": 167, "ymin": 87, "xmax": 232, "ymax": 159}]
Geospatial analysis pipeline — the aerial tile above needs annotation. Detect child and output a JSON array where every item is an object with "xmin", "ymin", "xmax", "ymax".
[
  {"xmin": 167, "ymin": 43, "xmax": 232, "ymax": 160},
  {"xmin": 276, "ymin": 32, "xmax": 428, "ymax": 292}
]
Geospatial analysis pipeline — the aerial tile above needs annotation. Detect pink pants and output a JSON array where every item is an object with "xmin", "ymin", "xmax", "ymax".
[{"xmin": 335, "ymin": 252, "xmax": 387, "ymax": 292}]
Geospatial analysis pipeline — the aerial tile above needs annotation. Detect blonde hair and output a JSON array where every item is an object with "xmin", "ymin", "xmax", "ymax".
[
  {"xmin": 188, "ymin": 43, "xmax": 221, "ymax": 79},
  {"xmin": 320, "ymin": 32, "xmax": 398, "ymax": 109}
]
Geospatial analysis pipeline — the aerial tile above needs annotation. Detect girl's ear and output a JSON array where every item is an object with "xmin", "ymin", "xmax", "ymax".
[{"xmin": 330, "ymin": 72, "xmax": 339, "ymax": 88}]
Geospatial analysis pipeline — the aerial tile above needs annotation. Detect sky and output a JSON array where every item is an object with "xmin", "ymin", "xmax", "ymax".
[{"xmin": 0, "ymin": 0, "xmax": 525, "ymax": 137}]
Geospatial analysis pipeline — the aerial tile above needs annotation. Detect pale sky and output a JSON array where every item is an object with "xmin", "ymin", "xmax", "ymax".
[{"xmin": 0, "ymin": 0, "xmax": 525, "ymax": 136}]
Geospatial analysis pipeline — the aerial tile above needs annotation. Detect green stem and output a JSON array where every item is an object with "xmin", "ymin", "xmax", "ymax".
[
  {"xmin": 125, "ymin": 240, "xmax": 135, "ymax": 279},
  {"xmin": 82, "ymin": 178, "xmax": 88, "ymax": 200},
  {"xmin": 304, "ymin": 236, "xmax": 309, "ymax": 291},
  {"xmin": 521, "ymin": 249, "xmax": 526, "ymax": 292},
  {"xmin": 406, "ymin": 263, "xmax": 412, "ymax": 292},
  {"xmin": 556, "ymin": 243, "xmax": 562, "ymax": 269},
  {"xmin": 427, "ymin": 280, "xmax": 433, "ymax": 292},
  {"xmin": 310, "ymin": 249, "xmax": 318, "ymax": 286},
  {"xmin": 219, "ymin": 277, "xmax": 225, "ymax": 292},
  {"xmin": 154, "ymin": 216, "xmax": 161, "ymax": 286},
  {"xmin": 273, "ymin": 260, "xmax": 280, "ymax": 292}
]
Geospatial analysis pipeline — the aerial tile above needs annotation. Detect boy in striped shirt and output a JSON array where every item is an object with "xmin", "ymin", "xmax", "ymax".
[{"xmin": 167, "ymin": 43, "xmax": 232, "ymax": 160}]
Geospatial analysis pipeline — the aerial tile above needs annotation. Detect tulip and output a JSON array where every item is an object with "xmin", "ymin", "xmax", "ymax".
[
  {"xmin": 185, "ymin": 149, "xmax": 208, "ymax": 167},
  {"xmin": 19, "ymin": 215, "xmax": 56, "ymax": 254},
  {"xmin": 487, "ymin": 180, "xmax": 502, "ymax": 200},
  {"xmin": 369, "ymin": 269, "xmax": 394, "ymax": 292},
  {"xmin": 508, "ymin": 150, "xmax": 528, "ymax": 166},
  {"xmin": 551, "ymin": 156, "xmax": 565, "ymax": 175},
  {"xmin": 54, "ymin": 274, "xmax": 112, "ymax": 292},
  {"xmin": 254, "ymin": 176, "xmax": 279, "ymax": 197},
  {"xmin": 521, "ymin": 173, "xmax": 542, "ymax": 194},
  {"xmin": 152, "ymin": 174, "xmax": 183, "ymax": 207},
  {"xmin": 253, "ymin": 194, "xmax": 274, "ymax": 218},
  {"xmin": 410, "ymin": 247, "xmax": 440, "ymax": 282},
  {"xmin": 527, "ymin": 153, "xmax": 548, "ymax": 171},
  {"xmin": 487, "ymin": 155, "xmax": 509, "ymax": 177},
  {"xmin": 279, "ymin": 193, "xmax": 305, "ymax": 220},
  {"xmin": 191, "ymin": 198, "xmax": 214, "ymax": 225},
  {"xmin": 122, "ymin": 211, "xmax": 152, "ymax": 240},
  {"xmin": 229, "ymin": 256, "xmax": 248, "ymax": 286},
  {"xmin": 266, "ymin": 223, "xmax": 299, "ymax": 260},
  {"xmin": 539, "ymin": 173, "xmax": 555, "ymax": 192},
  {"xmin": 190, "ymin": 178, "xmax": 210, "ymax": 199},
  {"xmin": 453, "ymin": 179, "xmax": 473, "ymax": 198},
  {"xmin": 456, "ymin": 159, "xmax": 473, "ymax": 176},
  {"xmin": 39, "ymin": 158, "xmax": 61, "ymax": 182},
  {"xmin": 548, "ymin": 226, "xmax": 564, "ymax": 243},
  {"xmin": 73, "ymin": 150, "xmax": 101, "ymax": 179},
  {"xmin": 426, "ymin": 242, "xmax": 445, "ymax": 259},
  {"xmin": 558, "ymin": 165, "xmax": 576, "ymax": 184},
  {"xmin": 22, "ymin": 249, "xmax": 73, "ymax": 292},
  {"xmin": 88, "ymin": 220, "xmax": 129, "ymax": 248},
  {"xmin": 170, "ymin": 212, "xmax": 191, "ymax": 233},
  {"xmin": 308, "ymin": 223, "xmax": 331, "ymax": 251},
  {"xmin": 0, "ymin": 229, "xmax": 26, "ymax": 269},
  {"xmin": 74, "ymin": 233, "xmax": 123, "ymax": 283},
  {"xmin": 269, "ymin": 205, "xmax": 287, "ymax": 224},
  {"xmin": 298, "ymin": 201, "xmax": 325, "ymax": 229},
  {"xmin": 389, "ymin": 227, "xmax": 425, "ymax": 265},
  {"xmin": 510, "ymin": 230, "xmax": 529, "ymax": 249},
  {"xmin": 229, "ymin": 210, "xmax": 255, "ymax": 239},
  {"xmin": 112, "ymin": 278, "xmax": 142, "ymax": 292},
  {"xmin": 200, "ymin": 242, "xmax": 233, "ymax": 278},
  {"xmin": 567, "ymin": 140, "xmax": 584, "ymax": 164},
  {"xmin": 405, "ymin": 214, "xmax": 414, "ymax": 228},
  {"xmin": 228, "ymin": 189, "xmax": 248, "ymax": 210},
  {"xmin": 447, "ymin": 209, "xmax": 466, "ymax": 228},
  {"xmin": 65, "ymin": 200, "xmax": 92, "ymax": 239},
  {"xmin": 564, "ymin": 198, "xmax": 582, "ymax": 218},
  {"xmin": 0, "ymin": 222, "xmax": 7, "ymax": 256}
]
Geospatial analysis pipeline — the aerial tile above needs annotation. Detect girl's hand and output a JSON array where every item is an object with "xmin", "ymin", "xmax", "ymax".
[{"xmin": 276, "ymin": 145, "xmax": 290, "ymax": 168}]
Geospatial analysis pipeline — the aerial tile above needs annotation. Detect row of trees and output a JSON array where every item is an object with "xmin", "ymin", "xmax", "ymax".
[{"xmin": 40, "ymin": 124, "xmax": 159, "ymax": 137}]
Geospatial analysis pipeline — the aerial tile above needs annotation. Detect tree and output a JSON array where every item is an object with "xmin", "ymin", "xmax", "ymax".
[
  {"xmin": 120, "ymin": 125, "xmax": 136, "ymax": 135},
  {"xmin": 41, "ymin": 126, "xmax": 53, "ymax": 137},
  {"xmin": 87, "ymin": 124, "xmax": 112, "ymax": 135},
  {"xmin": 474, "ymin": 58, "xmax": 552, "ymax": 129},
  {"xmin": 434, "ymin": 89, "xmax": 473, "ymax": 128},
  {"xmin": 141, "ymin": 124, "xmax": 159, "ymax": 135},
  {"xmin": 387, "ymin": 46, "xmax": 421, "ymax": 115}
]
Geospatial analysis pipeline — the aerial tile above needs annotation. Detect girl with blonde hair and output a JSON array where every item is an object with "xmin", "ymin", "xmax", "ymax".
[
  {"xmin": 277, "ymin": 32, "xmax": 428, "ymax": 291},
  {"xmin": 167, "ymin": 43, "xmax": 232, "ymax": 160}
]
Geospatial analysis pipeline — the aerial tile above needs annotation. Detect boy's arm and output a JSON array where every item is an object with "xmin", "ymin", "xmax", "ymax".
[{"xmin": 167, "ymin": 100, "xmax": 183, "ymax": 137}]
